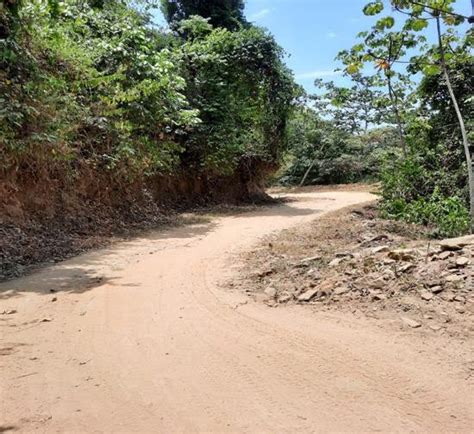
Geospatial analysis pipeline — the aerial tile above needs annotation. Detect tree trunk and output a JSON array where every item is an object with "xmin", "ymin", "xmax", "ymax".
[
  {"xmin": 299, "ymin": 158, "xmax": 318, "ymax": 187},
  {"xmin": 386, "ymin": 72, "xmax": 407, "ymax": 158},
  {"xmin": 436, "ymin": 16, "xmax": 474, "ymax": 232},
  {"xmin": 299, "ymin": 141, "xmax": 329, "ymax": 187}
]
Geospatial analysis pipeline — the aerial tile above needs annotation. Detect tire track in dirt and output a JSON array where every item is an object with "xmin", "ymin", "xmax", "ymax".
[{"xmin": 1, "ymin": 190, "xmax": 473, "ymax": 433}]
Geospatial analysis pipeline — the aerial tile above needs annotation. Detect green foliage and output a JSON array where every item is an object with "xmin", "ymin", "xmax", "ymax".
[
  {"xmin": 160, "ymin": 0, "xmax": 247, "ymax": 30},
  {"xmin": 278, "ymin": 107, "xmax": 396, "ymax": 186},
  {"xmin": 337, "ymin": 0, "xmax": 473, "ymax": 236},
  {"xmin": 1, "ymin": 0, "xmax": 295, "ymax": 188},
  {"xmin": 378, "ymin": 105, "xmax": 470, "ymax": 238},
  {"xmin": 363, "ymin": 1, "xmax": 384, "ymax": 16},
  {"xmin": 1, "ymin": 0, "xmax": 199, "ymax": 178},
  {"xmin": 175, "ymin": 17, "xmax": 295, "ymax": 173},
  {"xmin": 376, "ymin": 46, "xmax": 472, "ymax": 237},
  {"xmin": 380, "ymin": 186, "xmax": 470, "ymax": 238},
  {"xmin": 281, "ymin": 0, "xmax": 471, "ymax": 236},
  {"xmin": 312, "ymin": 75, "xmax": 389, "ymax": 134}
]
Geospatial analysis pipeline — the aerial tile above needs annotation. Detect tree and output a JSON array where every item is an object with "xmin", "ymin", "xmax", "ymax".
[
  {"xmin": 173, "ymin": 17, "xmax": 295, "ymax": 173},
  {"xmin": 312, "ymin": 74, "xmax": 389, "ymax": 134},
  {"xmin": 337, "ymin": 17, "xmax": 421, "ymax": 156},
  {"xmin": 339, "ymin": 0, "xmax": 473, "ymax": 233},
  {"xmin": 278, "ymin": 107, "xmax": 395, "ymax": 186},
  {"xmin": 388, "ymin": 0, "xmax": 473, "ymax": 231},
  {"xmin": 160, "ymin": 0, "xmax": 247, "ymax": 30}
]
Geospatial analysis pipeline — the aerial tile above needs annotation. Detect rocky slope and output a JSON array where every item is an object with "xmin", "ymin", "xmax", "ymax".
[{"xmin": 238, "ymin": 204, "xmax": 473, "ymax": 338}]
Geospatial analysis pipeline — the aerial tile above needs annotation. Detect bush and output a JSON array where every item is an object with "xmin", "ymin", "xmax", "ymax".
[
  {"xmin": 381, "ymin": 174, "xmax": 469, "ymax": 238},
  {"xmin": 379, "ymin": 138, "xmax": 470, "ymax": 237}
]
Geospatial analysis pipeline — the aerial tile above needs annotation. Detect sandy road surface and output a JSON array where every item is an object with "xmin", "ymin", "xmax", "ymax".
[{"xmin": 1, "ymin": 191, "xmax": 473, "ymax": 433}]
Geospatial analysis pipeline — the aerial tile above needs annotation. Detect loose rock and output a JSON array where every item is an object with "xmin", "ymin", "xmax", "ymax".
[
  {"xmin": 445, "ymin": 275, "xmax": 464, "ymax": 283},
  {"xmin": 300, "ymin": 255, "xmax": 322, "ymax": 263},
  {"xmin": 388, "ymin": 249, "xmax": 416, "ymax": 261},
  {"xmin": 306, "ymin": 268, "xmax": 321, "ymax": 279},
  {"xmin": 264, "ymin": 287, "xmax": 277, "ymax": 298},
  {"xmin": 401, "ymin": 317, "xmax": 422, "ymax": 328},
  {"xmin": 329, "ymin": 258, "xmax": 343, "ymax": 267},
  {"xmin": 455, "ymin": 257, "xmax": 470, "ymax": 267},
  {"xmin": 278, "ymin": 293, "xmax": 293, "ymax": 303},
  {"xmin": 371, "ymin": 292, "xmax": 386, "ymax": 301},
  {"xmin": 335, "ymin": 252, "xmax": 354, "ymax": 258},
  {"xmin": 398, "ymin": 263, "xmax": 416, "ymax": 273},
  {"xmin": 2, "ymin": 309, "xmax": 17, "ymax": 315},
  {"xmin": 297, "ymin": 289, "xmax": 319, "ymax": 302},
  {"xmin": 372, "ymin": 245, "xmax": 390, "ymax": 254},
  {"xmin": 257, "ymin": 268, "xmax": 275, "ymax": 278},
  {"xmin": 439, "ymin": 235, "xmax": 474, "ymax": 251},
  {"xmin": 420, "ymin": 291, "xmax": 433, "ymax": 301},
  {"xmin": 334, "ymin": 286, "xmax": 350, "ymax": 295},
  {"xmin": 437, "ymin": 251, "xmax": 453, "ymax": 260},
  {"xmin": 364, "ymin": 234, "xmax": 389, "ymax": 244}
]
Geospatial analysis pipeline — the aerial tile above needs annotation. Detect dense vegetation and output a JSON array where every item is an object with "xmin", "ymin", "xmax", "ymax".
[
  {"xmin": 280, "ymin": 0, "xmax": 472, "ymax": 237},
  {"xmin": 160, "ymin": 0, "xmax": 247, "ymax": 30},
  {"xmin": 0, "ymin": 0, "xmax": 295, "ymax": 221},
  {"xmin": 278, "ymin": 108, "xmax": 397, "ymax": 186}
]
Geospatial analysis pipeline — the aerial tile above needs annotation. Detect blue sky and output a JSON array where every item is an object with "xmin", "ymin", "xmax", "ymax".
[
  {"xmin": 153, "ymin": 0, "xmax": 472, "ymax": 93},
  {"xmin": 244, "ymin": 0, "xmax": 375, "ymax": 91}
]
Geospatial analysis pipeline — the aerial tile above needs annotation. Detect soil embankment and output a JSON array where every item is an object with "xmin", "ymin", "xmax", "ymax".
[{"xmin": 0, "ymin": 164, "xmax": 271, "ymax": 280}]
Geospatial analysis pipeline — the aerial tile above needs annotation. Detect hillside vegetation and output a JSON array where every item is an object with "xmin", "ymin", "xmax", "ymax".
[{"xmin": 1, "ymin": 0, "xmax": 295, "ymax": 224}]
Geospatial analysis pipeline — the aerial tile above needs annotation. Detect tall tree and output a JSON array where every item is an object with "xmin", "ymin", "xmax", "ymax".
[
  {"xmin": 337, "ymin": 14, "xmax": 421, "ymax": 157},
  {"xmin": 388, "ymin": 0, "xmax": 473, "ymax": 230},
  {"xmin": 160, "ymin": 0, "xmax": 247, "ymax": 30},
  {"xmin": 340, "ymin": 0, "xmax": 472, "ymax": 231},
  {"xmin": 313, "ymin": 74, "xmax": 389, "ymax": 134}
]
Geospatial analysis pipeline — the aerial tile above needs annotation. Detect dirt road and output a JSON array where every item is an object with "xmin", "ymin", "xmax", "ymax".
[{"xmin": 1, "ymin": 191, "xmax": 473, "ymax": 433}]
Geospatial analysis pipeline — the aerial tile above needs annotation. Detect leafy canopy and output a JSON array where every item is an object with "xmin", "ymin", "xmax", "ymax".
[{"xmin": 160, "ymin": 0, "xmax": 247, "ymax": 30}]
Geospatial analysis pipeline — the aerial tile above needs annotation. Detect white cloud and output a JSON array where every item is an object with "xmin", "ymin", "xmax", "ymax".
[
  {"xmin": 250, "ymin": 8, "xmax": 271, "ymax": 21},
  {"xmin": 326, "ymin": 32, "xmax": 337, "ymax": 39},
  {"xmin": 295, "ymin": 70, "xmax": 342, "ymax": 80}
]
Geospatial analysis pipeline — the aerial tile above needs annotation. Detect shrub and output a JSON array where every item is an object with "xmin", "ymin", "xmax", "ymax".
[{"xmin": 380, "ymin": 186, "xmax": 469, "ymax": 238}]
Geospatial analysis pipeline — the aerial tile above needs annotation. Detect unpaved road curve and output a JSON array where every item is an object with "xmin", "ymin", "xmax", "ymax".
[{"xmin": 1, "ymin": 191, "xmax": 473, "ymax": 433}]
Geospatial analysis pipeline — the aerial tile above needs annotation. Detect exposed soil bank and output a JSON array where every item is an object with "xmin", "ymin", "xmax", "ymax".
[{"xmin": 1, "ymin": 163, "xmax": 272, "ymax": 280}]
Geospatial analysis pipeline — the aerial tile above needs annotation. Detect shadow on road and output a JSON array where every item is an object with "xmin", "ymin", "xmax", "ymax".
[{"xmin": 0, "ymin": 200, "xmax": 320, "ymax": 299}]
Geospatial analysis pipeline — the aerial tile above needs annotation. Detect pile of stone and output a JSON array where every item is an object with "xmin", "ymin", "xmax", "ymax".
[{"xmin": 264, "ymin": 235, "xmax": 473, "ymax": 315}]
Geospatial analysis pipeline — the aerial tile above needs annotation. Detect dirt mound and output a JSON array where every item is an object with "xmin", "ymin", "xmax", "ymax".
[{"xmin": 239, "ymin": 204, "xmax": 473, "ymax": 338}]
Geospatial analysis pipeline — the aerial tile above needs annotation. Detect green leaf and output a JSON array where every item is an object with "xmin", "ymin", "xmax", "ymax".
[
  {"xmin": 410, "ymin": 18, "xmax": 428, "ymax": 31},
  {"xmin": 443, "ymin": 14, "xmax": 457, "ymax": 26},
  {"xmin": 363, "ymin": 1, "xmax": 384, "ymax": 16},
  {"xmin": 376, "ymin": 16, "xmax": 395, "ymax": 30},
  {"xmin": 346, "ymin": 63, "xmax": 361, "ymax": 74},
  {"xmin": 422, "ymin": 64, "xmax": 441, "ymax": 76}
]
